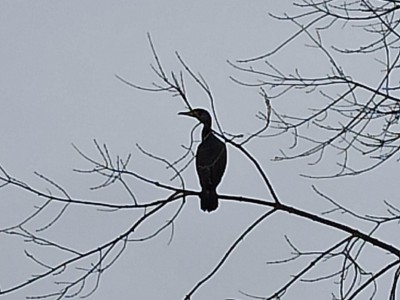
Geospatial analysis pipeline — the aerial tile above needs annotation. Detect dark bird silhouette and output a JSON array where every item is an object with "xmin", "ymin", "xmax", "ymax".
[{"xmin": 179, "ymin": 108, "xmax": 227, "ymax": 212}]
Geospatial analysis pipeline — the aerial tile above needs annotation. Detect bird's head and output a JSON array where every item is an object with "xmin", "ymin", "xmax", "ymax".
[{"xmin": 178, "ymin": 108, "xmax": 212, "ymax": 127}]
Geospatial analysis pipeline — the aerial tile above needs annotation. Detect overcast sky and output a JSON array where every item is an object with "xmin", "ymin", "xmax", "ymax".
[{"xmin": 1, "ymin": 2, "xmax": 398, "ymax": 300}]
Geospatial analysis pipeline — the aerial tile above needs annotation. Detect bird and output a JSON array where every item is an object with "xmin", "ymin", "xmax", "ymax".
[{"xmin": 178, "ymin": 108, "xmax": 227, "ymax": 212}]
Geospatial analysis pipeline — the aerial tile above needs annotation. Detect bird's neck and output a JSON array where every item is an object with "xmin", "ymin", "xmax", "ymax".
[{"xmin": 201, "ymin": 124, "xmax": 212, "ymax": 141}]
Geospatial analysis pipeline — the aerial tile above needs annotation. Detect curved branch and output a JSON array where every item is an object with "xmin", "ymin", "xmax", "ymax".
[{"xmin": 184, "ymin": 208, "xmax": 277, "ymax": 300}]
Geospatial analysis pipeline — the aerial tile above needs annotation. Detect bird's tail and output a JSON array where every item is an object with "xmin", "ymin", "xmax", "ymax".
[{"xmin": 200, "ymin": 190, "xmax": 218, "ymax": 212}]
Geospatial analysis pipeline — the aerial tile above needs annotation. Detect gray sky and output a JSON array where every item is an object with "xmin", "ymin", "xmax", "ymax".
[{"xmin": 1, "ymin": 1, "xmax": 397, "ymax": 299}]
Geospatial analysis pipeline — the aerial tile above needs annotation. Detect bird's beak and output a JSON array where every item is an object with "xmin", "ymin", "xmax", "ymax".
[{"xmin": 178, "ymin": 110, "xmax": 194, "ymax": 117}]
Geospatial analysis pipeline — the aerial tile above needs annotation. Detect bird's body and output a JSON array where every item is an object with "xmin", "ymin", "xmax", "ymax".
[
  {"xmin": 196, "ymin": 124, "xmax": 227, "ymax": 212},
  {"xmin": 179, "ymin": 109, "xmax": 227, "ymax": 212}
]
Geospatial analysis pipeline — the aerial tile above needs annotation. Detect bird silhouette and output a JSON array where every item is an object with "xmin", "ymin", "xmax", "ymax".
[{"xmin": 179, "ymin": 108, "xmax": 227, "ymax": 212}]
